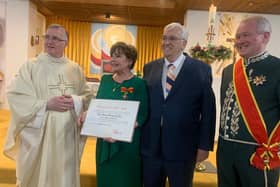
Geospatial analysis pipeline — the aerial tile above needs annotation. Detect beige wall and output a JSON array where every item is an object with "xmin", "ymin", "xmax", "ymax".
[
  {"xmin": 28, "ymin": 2, "xmax": 45, "ymax": 58},
  {"xmin": 0, "ymin": 0, "xmax": 46, "ymax": 109},
  {"xmin": 184, "ymin": 10, "xmax": 280, "ymax": 140}
]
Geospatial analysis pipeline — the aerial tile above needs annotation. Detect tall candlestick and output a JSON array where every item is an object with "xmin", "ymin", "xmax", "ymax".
[
  {"xmin": 208, "ymin": 4, "xmax": 217, "ymax": 27},
  {"xmin": 207, "ymin": 4, "xmax": 217, "ymax": 44}
]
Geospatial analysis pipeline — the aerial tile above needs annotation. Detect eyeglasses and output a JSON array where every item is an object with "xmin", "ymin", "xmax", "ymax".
[
  {"xmin": 42, "ymin": 34, "xmax": 67, "ymax": 42},
  {"xmin": 162, "ymin": 36, "xmax": 185, "ymax": 42}
]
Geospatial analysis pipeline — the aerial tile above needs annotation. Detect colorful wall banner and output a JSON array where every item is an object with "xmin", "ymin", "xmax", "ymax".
[{"xmin": 90, "ymin": 23, "xmax": 137, "ymax": 80}]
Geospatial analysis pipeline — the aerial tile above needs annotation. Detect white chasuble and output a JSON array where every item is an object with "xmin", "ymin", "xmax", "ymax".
[{"xmin": 3, "ymin": 53, "xmax": 92, "ymax": 187}]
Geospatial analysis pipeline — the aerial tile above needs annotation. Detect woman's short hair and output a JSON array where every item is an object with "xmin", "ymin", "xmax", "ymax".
[{"xmin": 110, "ymin": 41, "xmax": 137, "ymax": 69}]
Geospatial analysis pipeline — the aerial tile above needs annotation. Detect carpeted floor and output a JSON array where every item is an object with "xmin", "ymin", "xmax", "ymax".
[{"xmin": 196, "ymin": 161, "xmax": 217, "ymax": 174}]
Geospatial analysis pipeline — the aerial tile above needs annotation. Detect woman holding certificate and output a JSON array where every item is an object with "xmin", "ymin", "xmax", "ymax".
[{"xmin": 80, "ymin": 42, "xmax": 148, "ymax": 187}]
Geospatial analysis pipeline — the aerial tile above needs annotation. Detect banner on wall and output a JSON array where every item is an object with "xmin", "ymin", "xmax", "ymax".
[{"xmin": 89, "ymin": 23, "xmax": 137, "ymax": 80}]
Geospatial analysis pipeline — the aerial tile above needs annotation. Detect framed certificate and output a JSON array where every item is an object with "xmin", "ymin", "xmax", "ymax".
[{"xmin": 81, "ymin": 99, "xmax": 140, "ymax": 142}]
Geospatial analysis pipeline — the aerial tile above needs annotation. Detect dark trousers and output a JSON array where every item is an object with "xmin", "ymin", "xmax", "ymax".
[
  {"xmin": 142, "ymin": 157, "xmax": 196, "ymax": 187},
  {"xmin": 217, "ymin": 139, "xmax": 280, "ymax": 187}
]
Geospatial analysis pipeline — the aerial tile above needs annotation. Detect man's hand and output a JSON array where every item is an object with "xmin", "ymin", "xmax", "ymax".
[
  {"xmin": 196, "ymin": 149, "xmax": 209, "ymax": 163},
  {"xmin": 47, "ymin": 95, "xmax": 74, "ymax": 112}
]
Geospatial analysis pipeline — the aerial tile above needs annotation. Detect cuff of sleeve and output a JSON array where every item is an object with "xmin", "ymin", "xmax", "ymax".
[{"xmin": 72, "ymin": 95, "xmax": 83, "ymax": 116}]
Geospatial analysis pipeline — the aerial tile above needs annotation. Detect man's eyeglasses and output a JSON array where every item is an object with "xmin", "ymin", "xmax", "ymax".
[
  {"xmin": 42, "ymin": 35, "xmax": 67, "ymax": 42},
  {"xmin": 162, "ymin": 36, "xmax": 185, "ymax": 42}
]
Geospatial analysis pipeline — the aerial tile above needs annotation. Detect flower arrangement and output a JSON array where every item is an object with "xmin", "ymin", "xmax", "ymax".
[{"xmin": 190, "ymin": 43, "xmax": 232, "ymax": 64}]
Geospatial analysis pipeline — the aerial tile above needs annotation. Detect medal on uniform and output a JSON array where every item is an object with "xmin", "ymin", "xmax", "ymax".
[{"xmin": 253, "ymin": 75, "xmax": 266, "ymax": 86}]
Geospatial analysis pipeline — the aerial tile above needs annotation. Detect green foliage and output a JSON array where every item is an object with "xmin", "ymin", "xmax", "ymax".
[{"xmin": 190, "ymin": 43, "xmax": 232, "ymax": 63}]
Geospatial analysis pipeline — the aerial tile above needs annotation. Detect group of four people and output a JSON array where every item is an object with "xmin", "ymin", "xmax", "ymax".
[{"xmin": 3, "ymin": 15, "xmax": 280, "ymax": 187}]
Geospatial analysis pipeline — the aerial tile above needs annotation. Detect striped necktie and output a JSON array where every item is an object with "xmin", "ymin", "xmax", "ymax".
[{"xmin": 165, "ymin": 64, "xmax": 176, "ymax": 95}]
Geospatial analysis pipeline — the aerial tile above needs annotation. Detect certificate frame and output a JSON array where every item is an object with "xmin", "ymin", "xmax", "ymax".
[{"xmin": 81, "ymin": 99, "xmax": 139, "ymax": 142}]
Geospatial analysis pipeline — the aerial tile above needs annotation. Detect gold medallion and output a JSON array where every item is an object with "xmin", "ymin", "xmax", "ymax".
[
  {"xmin": 253, "ymin": 75, "xmax": 266, "ymax": 86},
  {"xmin": 122, "ymin": 93, "xmax": 127, "ymax": 99}
]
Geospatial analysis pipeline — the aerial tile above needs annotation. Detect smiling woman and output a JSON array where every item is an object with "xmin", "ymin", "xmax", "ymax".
[{"xmin": 87, "ymin": 41, "xmax": 149, "ymax": 187}]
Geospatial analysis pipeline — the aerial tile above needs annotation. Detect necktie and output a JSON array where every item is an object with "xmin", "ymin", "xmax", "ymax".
[{"xmin": 165, "ymin": 64, "xmax": 176, "ymax": 95}]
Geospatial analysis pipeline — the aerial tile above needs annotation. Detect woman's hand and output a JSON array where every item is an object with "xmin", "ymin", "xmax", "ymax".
[
  {"xmin": 77, "ymin": 111, "xmax": 87, "ymax": 127},
  {"xmin": 135, "ymin": 121, "xmax": 138, "ymax": 128},
  {"xmin": 103, "ymin": 137, "xmax": 116, "ymax": 143}
]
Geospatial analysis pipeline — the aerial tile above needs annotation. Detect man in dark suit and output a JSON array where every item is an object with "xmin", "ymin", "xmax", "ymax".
[{"xmin": 141, "ymin": 22, "xmax": 216, "ymax": 187}]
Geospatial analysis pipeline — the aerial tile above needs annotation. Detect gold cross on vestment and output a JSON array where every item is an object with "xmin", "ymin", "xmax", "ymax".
[{"xmin": 48, "ymin": 74, "xmax": 74, "ymax": 95}]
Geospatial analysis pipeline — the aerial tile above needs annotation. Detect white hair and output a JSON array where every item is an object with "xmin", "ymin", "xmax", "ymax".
[
  {"xmin": 164, "ymin": 22, "xmax": 188, "ymax": 40},
  {"xmin": 242, "ymin": 16, "xmax": 272, "ymax": 34}
]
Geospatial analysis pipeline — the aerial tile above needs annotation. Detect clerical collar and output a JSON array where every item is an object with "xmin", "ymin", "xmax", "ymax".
[
  {"xmin": 164, "ymin": 53, "xmax": 185, "ymax": 69},
  {"xmin": 244, "ymin": 51, "xmax": 269, "ymax": 67},
  {"xmin": 40, "ymin": 53, "xmax": 67, "ymax": 63}
]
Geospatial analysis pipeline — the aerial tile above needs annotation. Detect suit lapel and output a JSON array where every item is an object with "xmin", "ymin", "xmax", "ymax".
[
  {"xmin": 151, "ymin": 58, "xmax": 164, "ymax": 99},
  {"xmin": 155, "ymin": 59, "xmax": 165, "ymax": 100}
]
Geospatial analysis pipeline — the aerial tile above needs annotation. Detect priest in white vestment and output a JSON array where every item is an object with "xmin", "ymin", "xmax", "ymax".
[{"xmin": 3, "ymin": 24, "xmax": 92, "ymax": 187}]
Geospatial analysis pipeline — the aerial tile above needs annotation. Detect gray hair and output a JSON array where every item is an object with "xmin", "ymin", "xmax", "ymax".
[
  {"xmin": 164, "ymin": 22, "xmax": 188, "ymax": 40},
  {"xmin": 47, "ymin": 23, "xmax": 69, "ymax": 41},
  {"xmin": 242, "ymin": 16, "xmax": 272, "ymax": 34}
]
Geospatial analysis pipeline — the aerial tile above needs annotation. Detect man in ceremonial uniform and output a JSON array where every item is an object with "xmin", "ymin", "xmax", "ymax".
[
  {"xmin": 217, "ymin": 16, "xmax": 280, "ymax": 187},
  {"xmin": 3, "ymin": 24, "xmax": 92, "ymax": 187}
]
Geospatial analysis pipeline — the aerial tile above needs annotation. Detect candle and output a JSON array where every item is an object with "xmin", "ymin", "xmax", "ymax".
[
  {"xmin": 207, "ymin": 4, "xmax": 217, "ymax": 44},
  {"xmin": 208, "ymin": 4, "xmax": 217, "ymax": 26}
]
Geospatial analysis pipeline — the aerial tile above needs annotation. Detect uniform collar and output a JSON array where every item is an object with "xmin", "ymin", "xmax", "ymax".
[{"xmin": 244, "ymin": 51, "xmax": 269, "ymax": 67}]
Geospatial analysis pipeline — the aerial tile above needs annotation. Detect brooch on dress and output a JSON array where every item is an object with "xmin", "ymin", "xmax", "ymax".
[
  {"xmin": 120, "ymin": 87, "xmax": 134, "ymax": 99},
  {"xmin": 253, "ymin": 75, "xmax": 266, "ymax": 86}
]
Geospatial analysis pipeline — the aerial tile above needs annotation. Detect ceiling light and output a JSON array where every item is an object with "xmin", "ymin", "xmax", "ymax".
[{"xmin": 105, "ymin": 13, "xmax": 111, "ymax": 19}]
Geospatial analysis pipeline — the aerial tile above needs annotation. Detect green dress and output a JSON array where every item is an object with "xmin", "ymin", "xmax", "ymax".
[{"xmin": 95, "ymin": 74, "xmax": 148, "ymax": 187}]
